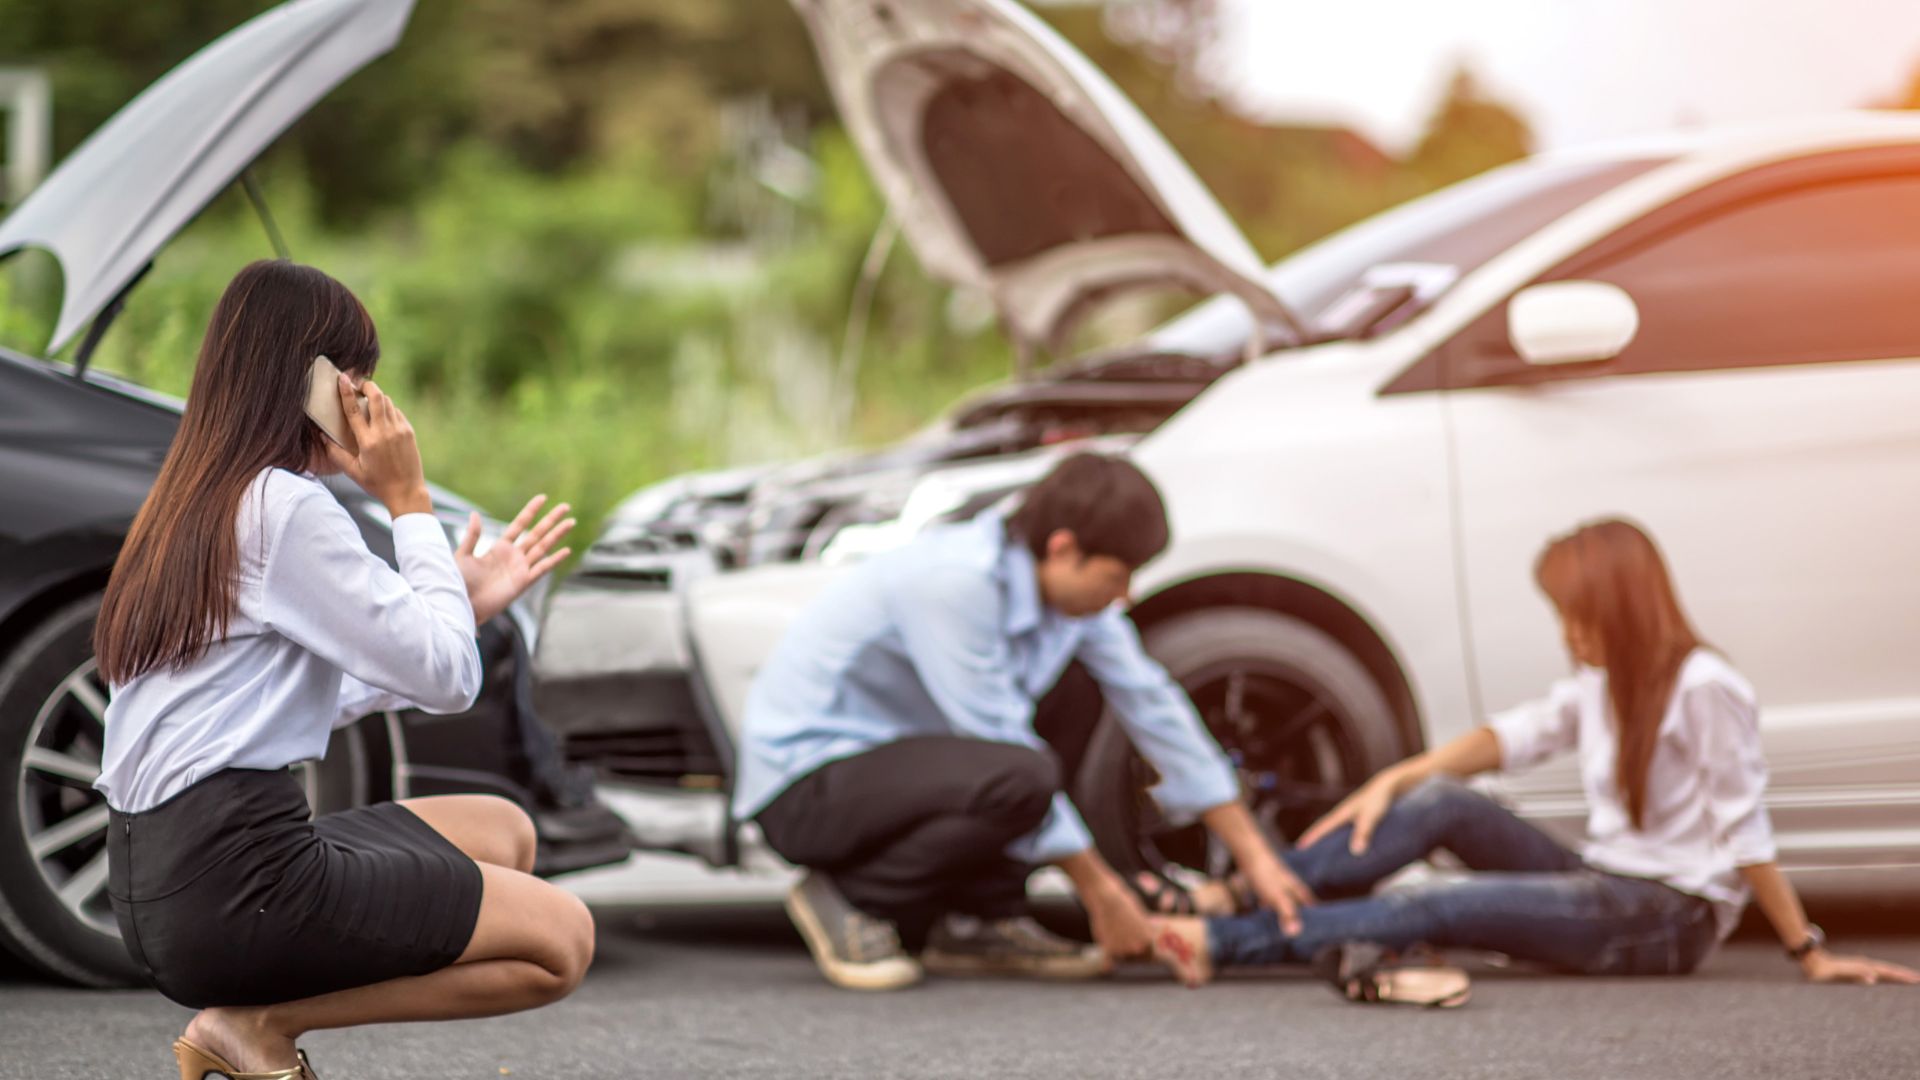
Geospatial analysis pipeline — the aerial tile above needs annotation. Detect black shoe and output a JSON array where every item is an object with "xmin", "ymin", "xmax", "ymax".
[
  {"xmin": 785, "ymin": 872, "xmax": 923, "ymax": 991},
  {"xmin": 533, "ymin": 800, "xmax": 629, "ymax": 846},
  {"xmin": 531, "ymin": 800, "xmax": 634, "ymax": 876}
]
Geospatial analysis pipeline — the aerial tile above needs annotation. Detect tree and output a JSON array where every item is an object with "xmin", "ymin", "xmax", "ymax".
[
  {"xmin": 0, "ymin": 0, "xmax": 833, "ymax": 224},
  {"xmin": 1102, "ymin": 0, "xmax": 1224, "ymax": 94},
  {"xmin": 0, "ymin": 0, "xmax": 484, "ymax": 223},
  {"xmin": 1041, "ymin": 4, "xmax": 1400, "ymax": 259},
  {"xmin": 1404, "ymin": 66, "xmax": 1533, "ymax": 189},
  {"xmin": 449, "ymin": 0, "xmax": 830, "ymax": 175}
]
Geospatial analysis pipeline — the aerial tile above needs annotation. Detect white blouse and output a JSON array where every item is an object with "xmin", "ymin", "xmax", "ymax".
[
  {"xmin": 1488, "ymin": 648, "xmax": 1777, "ymax": 941},
  {"xmin": 96, "ymin": 468, "xmax": 482, "ymax": 813}
]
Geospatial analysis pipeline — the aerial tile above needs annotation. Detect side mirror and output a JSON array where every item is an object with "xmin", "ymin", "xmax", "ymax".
[{"xmin": 1507, "ymin": 281, "xmax": 1640, "ymax": 366}]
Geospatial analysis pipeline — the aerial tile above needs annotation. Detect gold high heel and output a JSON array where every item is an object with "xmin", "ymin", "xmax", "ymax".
[{"xmin": 173, "ymin": 1038, "xmax": 318, "ymax": 1079}]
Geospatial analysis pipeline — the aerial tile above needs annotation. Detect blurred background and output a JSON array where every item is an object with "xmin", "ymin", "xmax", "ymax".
[{"xmin": 2, "ymin": 0, "xmax": 1917, "ymax": 546}]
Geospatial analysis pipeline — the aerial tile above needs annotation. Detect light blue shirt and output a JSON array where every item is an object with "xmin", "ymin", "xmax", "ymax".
[{"xmin": 732, "ymin": 512, "xmax": 1239, "ymax": 864}]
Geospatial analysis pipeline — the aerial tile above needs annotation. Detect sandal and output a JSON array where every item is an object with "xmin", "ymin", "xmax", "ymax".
[
  {"xmin": 172, "ymin": 1038, "xmax": 321, "ymax": 1079},
  {"xmin": 1313, "ymin": 942, "xmax": 1472, "ymax": 1009},
  {"xmin": 1132, "ymin": 869, "xmax": 1252, "ymax": 917},
  {"xmin": 1133, "ymin": 870, "xmax": 1199, "ymax": 915}
]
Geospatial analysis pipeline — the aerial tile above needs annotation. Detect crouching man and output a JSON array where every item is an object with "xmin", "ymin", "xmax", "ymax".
[{"xmin": 732, "ymin": 452, "xmax": 1313, "ymax": 990}]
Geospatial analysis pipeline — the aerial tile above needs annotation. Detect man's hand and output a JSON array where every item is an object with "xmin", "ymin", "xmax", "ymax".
[
  {"xmin": 455, "ymin": 494, "xmax": 575, "ymax": 626},
  {"xmin": 1084, "ymin": 877, "xmax": 1154, "ymax": 961},
  {"xmin": 1057, "ymin": 849, "xmax": 1152, "ymax": 962},
  {"xmin": 1197, "ymin": 801, "xmax": 1315, "ymax": 934},
  {"xmin": 1240, "ymin": 857, "xmax": 1314, "ymax": 936}
]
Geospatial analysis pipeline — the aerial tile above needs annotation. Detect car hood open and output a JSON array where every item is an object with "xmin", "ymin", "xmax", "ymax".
[
  {"xmin": 787, "ymin": 0, "xmax": 1303, "ymax": 358},
  {"xmin": 0, "ymin": 0, "xmax": 415, "ymax": 354}
]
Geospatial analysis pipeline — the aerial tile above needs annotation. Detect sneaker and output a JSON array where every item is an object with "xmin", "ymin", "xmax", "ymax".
[
  {"xmin": 920, "ymin": 914, "xmax": 1110, "ymax": 980},
  {"xmin": 784, "ymin": 872, "xmax": 923, "ymax": 991}
]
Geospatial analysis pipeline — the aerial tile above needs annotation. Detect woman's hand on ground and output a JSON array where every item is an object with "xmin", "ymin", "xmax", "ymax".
[
  {"xmin": 455, "ymin": 494, "xmax": 575, "ymax": 626},
  {"xmin": 325, "ymin": 376, "xmax": 431, "ymax": 518},
  {"xmin": 1085, "ymin": 877, "xmax": 1155, "ymax": 962},
  {"xmin": 1298, "ymin": 772, "xmax": 1399, "ymax": 855},
  {"xmin": 1801, "ymin": 950, "xmax": 1920, "ymax": 985}
]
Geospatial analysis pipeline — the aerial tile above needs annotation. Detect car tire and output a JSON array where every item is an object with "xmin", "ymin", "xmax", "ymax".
[
  {"xmin": 0, "ymin": 594, "xmax": 377, "ymax": 987},
  {"xmin": 1073, "ymin": 606, "xmax": 1409, "ymax": 887},
  {"xmin": 0, "ymin": 595, "xmax": 143, "ymax": 986}
]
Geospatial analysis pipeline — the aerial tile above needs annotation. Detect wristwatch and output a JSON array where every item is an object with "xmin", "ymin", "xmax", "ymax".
[{"xmin": 1786, "ymin": 923, "xmax": 1826, "ymax": 962}]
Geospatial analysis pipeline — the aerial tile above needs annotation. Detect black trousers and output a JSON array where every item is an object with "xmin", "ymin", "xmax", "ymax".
[{"xmin": 755, "ymin": 664, "xmax": 1104, "ymax": 948}]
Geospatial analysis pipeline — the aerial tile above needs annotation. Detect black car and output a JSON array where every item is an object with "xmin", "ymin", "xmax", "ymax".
[{"xmin": 0, "ymin": 0, "xmax": 627, "ymax": 987}]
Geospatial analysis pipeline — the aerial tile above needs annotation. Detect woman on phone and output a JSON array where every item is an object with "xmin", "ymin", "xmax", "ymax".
[
  {"xmin": 95, "ymin": 260, "xmax": 587, "ymax": 1079},
  {"xmin": 1149, "ymin": 519, "xmax": 1916, "ymax": 1002}
]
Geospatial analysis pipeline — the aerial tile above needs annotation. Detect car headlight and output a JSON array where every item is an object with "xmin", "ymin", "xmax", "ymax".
[{"xmin": 818, "ymin": 481, "xmax": 971, "ymax": 565}]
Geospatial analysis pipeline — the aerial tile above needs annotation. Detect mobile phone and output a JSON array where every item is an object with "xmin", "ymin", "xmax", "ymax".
[{"xmin": 305, "ymin": 355, "xmax": 366, "ymax": 455}]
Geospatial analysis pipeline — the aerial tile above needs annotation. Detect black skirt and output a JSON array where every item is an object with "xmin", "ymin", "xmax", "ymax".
[{"xmin": 106, "ymin": 767, "xmax": 484, "ymax": 1008}]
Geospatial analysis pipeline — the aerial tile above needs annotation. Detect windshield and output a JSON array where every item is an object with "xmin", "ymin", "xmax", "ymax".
[{"xmin": 1149, "ymin": 154, "xmax": 1672, "ymax": 356}]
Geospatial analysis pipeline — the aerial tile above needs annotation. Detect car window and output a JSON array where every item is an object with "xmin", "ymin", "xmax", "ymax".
[
  {"xmin": 1416, "ymin": 155, "xmax": 1920, "ymax": 391},
  {"xmin": 1576, "ymin": 172, "xmax": 1920, "ymax": 374},
  {"xmin": 1147, "ymin": 154, "xmax": 1669, "ymax": 356}
]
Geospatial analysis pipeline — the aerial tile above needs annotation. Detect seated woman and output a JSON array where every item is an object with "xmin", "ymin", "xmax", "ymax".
[{"xmin": 1150, "ymin": 519, "xmax": 1917, "ymax": 1002}]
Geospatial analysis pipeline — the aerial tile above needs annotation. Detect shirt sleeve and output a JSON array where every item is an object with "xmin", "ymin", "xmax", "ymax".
[
  {"xmin": 262, "ymin": 492, "xmax": 482, "ymax": 716},
  {"xmin": 1074, "ymin": 607, "xmax": 1239, "ymax": 825},
  {"xmin": 884, "ymin": 564, "xmax": 1095, "ymax": 864},
  {"xmin": 1488, "ymin": 675, "xmax": 1583, "ymax": 773},
  {"xmin": 331, "ymin": 674, "xmax": 416, "ymax": 729},
  {"xmin": 1686, "ymin": 679, "xmax": 1777, "ymax": 866}
]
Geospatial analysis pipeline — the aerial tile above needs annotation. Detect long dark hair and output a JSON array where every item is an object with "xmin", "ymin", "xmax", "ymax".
[
  {"xmin": 1534, "ymin": 519, "xmax": 1704, "ymax": 830},
  {"xmin": 96, "ymin": 260, "xmax": 380, "ymax": 683}
]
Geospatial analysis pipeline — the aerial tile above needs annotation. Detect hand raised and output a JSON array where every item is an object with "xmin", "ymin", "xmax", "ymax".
[{"xmin": 455, "ymin": 494, "xmax": 575, "ymax": 626}]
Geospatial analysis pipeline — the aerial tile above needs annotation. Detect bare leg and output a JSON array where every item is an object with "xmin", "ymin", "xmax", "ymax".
[
  {"xmin": 396, "ymin": 794, "xmax": 538, "ymax": 873},
  {"xmin": 183, "ymin": 799, "xmax": 589, "ymax": 1071},
  {"xmin": 1150, "ymin": 916, "xmax": 1214, "ymax": 988}
]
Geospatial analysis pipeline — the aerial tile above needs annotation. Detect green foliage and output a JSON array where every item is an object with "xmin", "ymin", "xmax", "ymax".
[
  {"xmin": 0, "ymin": 0, "xmax": 831, "ymax": 223},
  {"xmin": 0, "ymin": 122, "xmax": 1008, "ymax": 550},
  {"xmin": 1406, "ymin": 67, "xmax": 1535, "ymax": 189}
]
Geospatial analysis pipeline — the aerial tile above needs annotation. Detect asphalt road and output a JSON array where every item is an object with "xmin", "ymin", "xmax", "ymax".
[{"xmin": 3, "ymin": 900, "xmax": 1916, "ymax": 1080}]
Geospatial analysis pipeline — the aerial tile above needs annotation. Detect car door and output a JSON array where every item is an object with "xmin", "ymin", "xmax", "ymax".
[{"xmin": 1410, "ymin": 148, "xmax": 1920, "ymax": 864}]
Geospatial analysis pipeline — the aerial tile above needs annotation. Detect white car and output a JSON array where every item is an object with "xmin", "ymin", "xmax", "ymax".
[{"xmin": 539, "ymin": 0, "xmax": 1920, "ymax": 898}]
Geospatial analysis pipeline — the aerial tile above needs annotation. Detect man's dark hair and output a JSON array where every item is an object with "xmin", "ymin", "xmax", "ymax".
[{"xmin": 1006, "ymin": 453, "xmax": 1170, "ymax": 569}]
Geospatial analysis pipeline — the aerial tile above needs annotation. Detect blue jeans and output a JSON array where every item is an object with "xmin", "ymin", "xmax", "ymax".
[{"xmin": 1208, "ymin": 778, "xmax": 1720, "ymax": 975}]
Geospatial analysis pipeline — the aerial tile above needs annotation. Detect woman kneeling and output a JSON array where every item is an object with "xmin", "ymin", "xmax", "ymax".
[{"xmin": 96, "ymin": 261, "xmax": 588, "ymax": 1078}]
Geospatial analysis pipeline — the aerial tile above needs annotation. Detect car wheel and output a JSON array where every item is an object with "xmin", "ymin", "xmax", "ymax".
[
  {"xmin": 1074, "ymin": 607, "xmax": 1408, "ymax": 889},
  {"xmin": 0, "ymin": 595, "xmax": 378, "ymax": 987}
]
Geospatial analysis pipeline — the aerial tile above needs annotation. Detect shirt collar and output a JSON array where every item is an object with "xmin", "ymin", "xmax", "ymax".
[{"xmin": 985, "ymin": 513, "xmax": 1044, "ymax": 637}]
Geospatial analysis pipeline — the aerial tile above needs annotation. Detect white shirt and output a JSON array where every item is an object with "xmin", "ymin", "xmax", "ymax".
[
  {"xmin": 96, "ymin": 468, "xmax": 482, "ymax": 812},
  {"xmin": 1488, "ymin": 648, "xmax": 1776, "ymax": 941}
]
